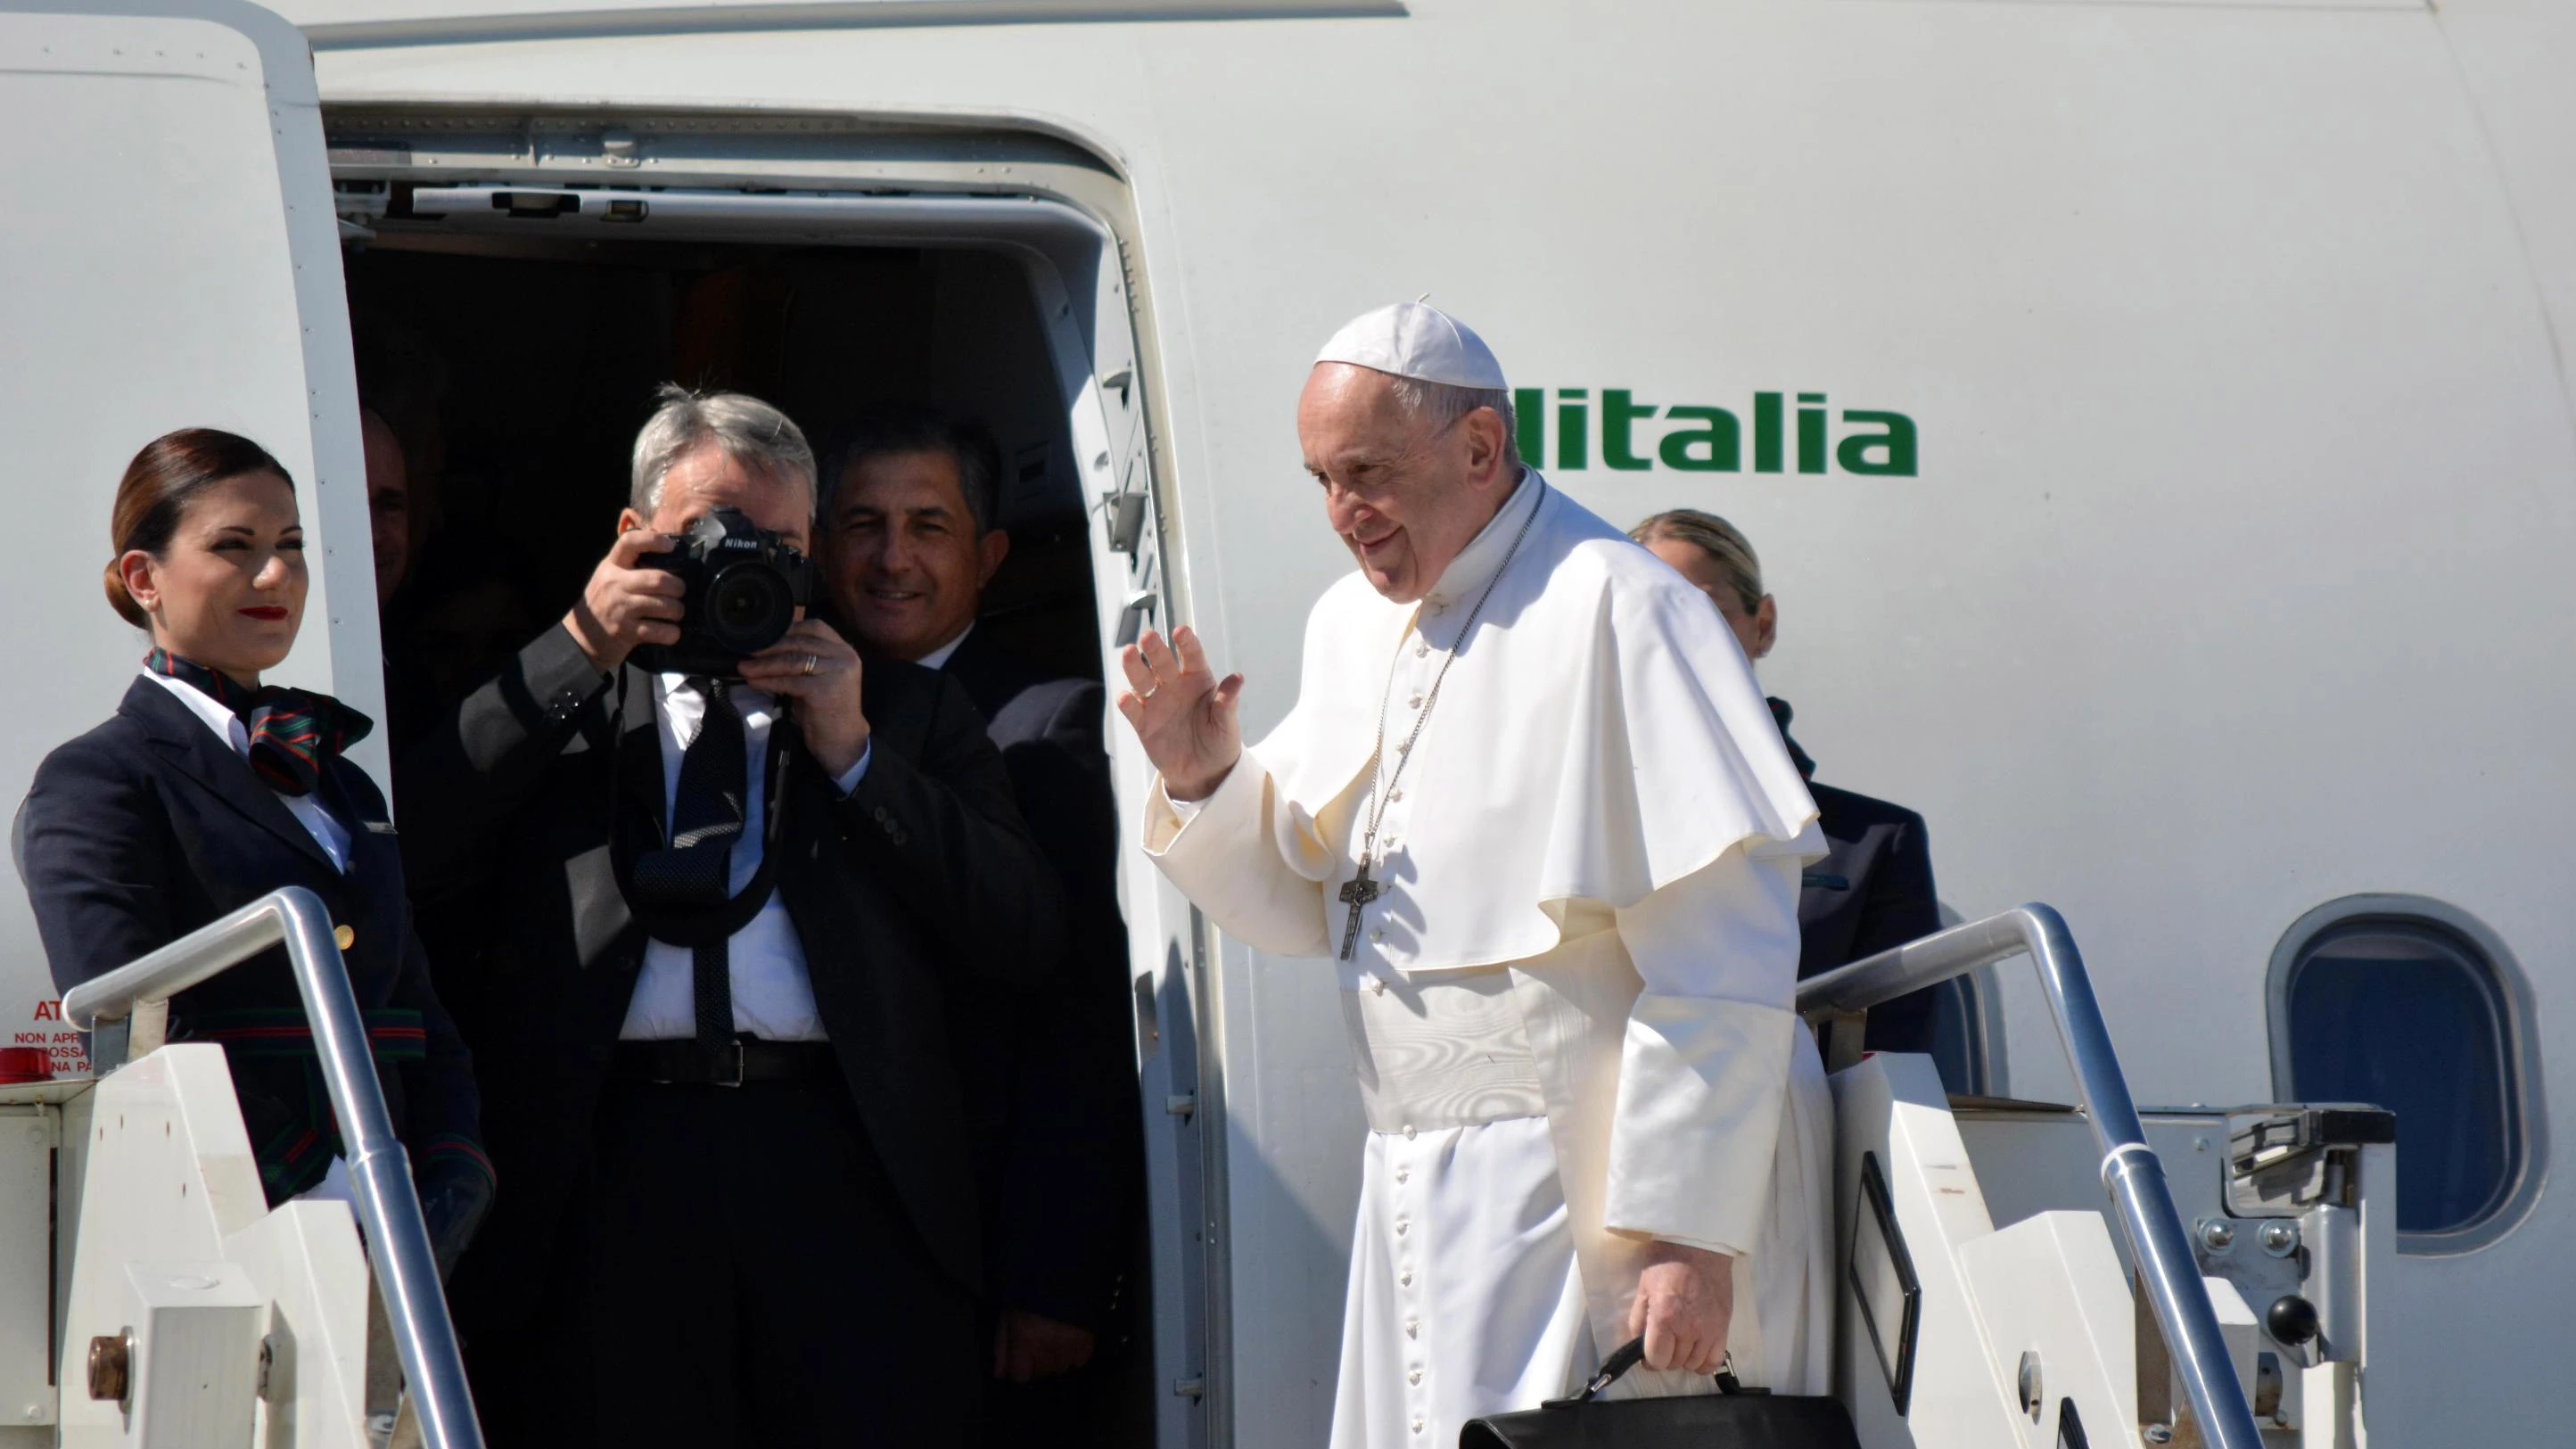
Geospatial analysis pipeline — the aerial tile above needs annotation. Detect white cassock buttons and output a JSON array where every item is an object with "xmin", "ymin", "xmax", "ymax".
[
  {"xmin": 1371, "ymin": 927, "xmax": 1387, "ymax": 945},
  {"xmin": 1405, "ymin": 1317, "xmax": 1419, "ymax": 1338},
  {"xmin": 1395, "ymin": 1216, "xmax": 1410, "ymax": 1237},
  {"xmin": 1414, "ymin": 641, "xmax": 1429, "ymax": 658},
  {"xmin": 1389, "ymin": 787, "xmax": 1404, "ymax": 802},
  {"xmin": 1400, "ymin": 1269, "xmax": 1414, "ymax": 1287},
  {"xmin": 1368, "ymin": 976, "xmax": 1387, "ymax": 995},
  {"xmin": 1395, "ymin": 1167, "xmax": 1410, "ymax": 1182},
  {"xmin": 1408, "ymin": 1368, "xmax": 1423, "ymax": 1387},
  {"xmin": 1403, "ymin": 1124, "xmax": 1417, "ymax": 1140},
  {"xmin": 1412, "ymin": 1417, "xmax": 1426, "ymax": 1436}
]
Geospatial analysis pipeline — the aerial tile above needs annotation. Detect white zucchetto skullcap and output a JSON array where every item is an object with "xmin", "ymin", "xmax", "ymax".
[{"xmin": 1313, "ymin": 301, "xmax": 1507, "ymax": 390}]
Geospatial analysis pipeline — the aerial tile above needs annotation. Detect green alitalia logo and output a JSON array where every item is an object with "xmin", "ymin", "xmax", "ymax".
[{"xmin": 1513, "ymin": 389, "xmax": 1918, "ymax": 477}]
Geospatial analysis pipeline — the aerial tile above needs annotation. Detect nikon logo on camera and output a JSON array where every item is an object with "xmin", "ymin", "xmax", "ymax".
[
  {"xmin": 642, "ymin": 505, "xmax": 816, "ymax": 676},
  {"xmin": 1513, "ymin": 389, "xmax": 1918, "ymax": 477}
]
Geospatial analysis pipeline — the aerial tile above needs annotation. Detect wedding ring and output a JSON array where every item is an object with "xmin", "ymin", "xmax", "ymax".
[{"xmin": 801, "ymin": 655, "xmax": 819, "ymax": 676}]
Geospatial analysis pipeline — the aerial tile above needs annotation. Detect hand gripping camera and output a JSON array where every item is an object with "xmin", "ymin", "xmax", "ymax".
[{"xmin": 633, "ymin": 506, "xmax": 817, "ymax": 678}]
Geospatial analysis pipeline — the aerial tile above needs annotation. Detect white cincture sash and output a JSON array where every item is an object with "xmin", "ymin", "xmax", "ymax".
[{"xmin": 1342, "ymin": 967, "xmax": 1549, "ymax": 1133}]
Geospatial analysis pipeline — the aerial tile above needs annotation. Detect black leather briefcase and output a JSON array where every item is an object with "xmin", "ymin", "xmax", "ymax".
[{"xmin": 1458, "ymin": 1338, "xmax": 1861, "ymax": 1449}]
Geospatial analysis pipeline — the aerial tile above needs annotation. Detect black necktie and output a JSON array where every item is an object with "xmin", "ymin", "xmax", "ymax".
[{"xmin": 629, "ymin": 677, "xmax": 746, "ymax": 1050}]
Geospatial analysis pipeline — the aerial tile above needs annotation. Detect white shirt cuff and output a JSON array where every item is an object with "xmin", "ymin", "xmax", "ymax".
[{"xmin": 832, "ymin": 740, "xmax": 873, "ymax": 796}]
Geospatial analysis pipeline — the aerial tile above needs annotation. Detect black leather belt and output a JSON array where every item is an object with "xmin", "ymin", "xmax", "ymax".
[{"xmin": 612, "ymin": 1038, "xmax": 838, "ymax": 1087}]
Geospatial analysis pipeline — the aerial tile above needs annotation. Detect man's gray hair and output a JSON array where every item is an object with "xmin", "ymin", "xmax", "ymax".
[
  {"xmin": 630, "ymin": 383, "xmax": 818, "ymax": 515},
  {"xmin": 1387, "ymin": 376, "xmax": 1521, "ymax": 470}
]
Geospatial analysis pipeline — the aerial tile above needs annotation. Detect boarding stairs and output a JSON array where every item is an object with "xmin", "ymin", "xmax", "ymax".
[
  {"xmin": 1802, "ymin": 907, "xmax": 2381, "ymax": 1449},
  {"xmin": 0, "ymin": 893, "xmax": 2373, "ymax": 1447},
  {"xmin": 0, "ymin": 890, "xmax": 475, "ymax": 1449}
]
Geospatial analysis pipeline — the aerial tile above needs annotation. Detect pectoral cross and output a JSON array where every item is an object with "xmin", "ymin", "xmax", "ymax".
[{"xmin": 1337, "ymin": 854, "xmax": 1382, "ymax": 962}]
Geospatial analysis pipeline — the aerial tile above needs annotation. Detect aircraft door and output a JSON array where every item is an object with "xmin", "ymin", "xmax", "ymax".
[
  {"xmin": 1049, "ymin": 233, "xmax": 1218, "ymax": 1449},
  {"xmin": 0, "ymin": 0, "xmax": 370, "ymax": 1074}
]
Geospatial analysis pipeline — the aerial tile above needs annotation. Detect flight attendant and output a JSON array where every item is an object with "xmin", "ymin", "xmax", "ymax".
[
  {"xmin": 1631, "ymin": 508, "xmax": 1946, "ymax": 1058},
  {"xmin": 18, "ymin": 428, "xmax": 490, "ymax": 1267}
]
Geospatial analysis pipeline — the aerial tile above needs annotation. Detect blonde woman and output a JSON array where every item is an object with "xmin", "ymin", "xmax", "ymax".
[{"xmin": 1632, "ymin": 508, "xmax": 1947, "ymax": 1064}]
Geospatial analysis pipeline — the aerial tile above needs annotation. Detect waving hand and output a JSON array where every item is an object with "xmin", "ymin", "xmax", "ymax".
[{"xmin": 1115, "ymin": 626, "xmax": 1244, "ymax": 802}]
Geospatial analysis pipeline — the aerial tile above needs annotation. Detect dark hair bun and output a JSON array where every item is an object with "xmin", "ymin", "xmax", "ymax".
[{"xmin": 103, "ymin": 561, "xmax": 146, "ymax": 630}]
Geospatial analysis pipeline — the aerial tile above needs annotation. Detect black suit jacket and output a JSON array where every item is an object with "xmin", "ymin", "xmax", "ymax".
[
  {"xmin": 942, "ymin": 630, "xmax": 1142, "ymax": 1332},
  {"xmin": 1780, "ymin": 704, "xmax": 1943, "ymax": 1054},
  {"xmin": 396, "ymin": 623, "xmax": 1060, "ymax": 1303},
  {"xmin": 18, "ymin": 678, "xmax": 484, "ymax": 1203}
]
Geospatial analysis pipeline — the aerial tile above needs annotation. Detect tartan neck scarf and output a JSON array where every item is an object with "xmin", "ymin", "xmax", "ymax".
[{"xmin": 145, "ymin": 649, "xmax": 373, "ymax": 797}]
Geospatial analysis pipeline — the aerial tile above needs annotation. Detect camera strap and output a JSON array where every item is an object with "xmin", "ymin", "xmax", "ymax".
[{"xmin": 610, "ymin": 677, "xmax": 794, "ymax": 1051}]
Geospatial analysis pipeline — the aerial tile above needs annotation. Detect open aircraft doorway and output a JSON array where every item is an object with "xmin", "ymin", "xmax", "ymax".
[{"xmin": 330, "ymin": 110, "xmax": 1209, "ymax": 1449}]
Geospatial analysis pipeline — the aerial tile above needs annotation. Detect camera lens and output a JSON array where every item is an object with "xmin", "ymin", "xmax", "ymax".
[{"xmin": 704, "ymin": 562, "xmax": 794, "ymax": 653}]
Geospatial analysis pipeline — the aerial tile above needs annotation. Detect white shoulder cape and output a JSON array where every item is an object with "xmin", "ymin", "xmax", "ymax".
[{"xmin": 1246, "ymin": 479, "xmax": 1823, "ymax": 971}]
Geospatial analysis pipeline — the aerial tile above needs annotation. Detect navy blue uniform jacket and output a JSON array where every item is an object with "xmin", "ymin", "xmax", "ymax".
[{"xmin": 18, "ymin": 676, "xmax": 487, "ymax": 1202}]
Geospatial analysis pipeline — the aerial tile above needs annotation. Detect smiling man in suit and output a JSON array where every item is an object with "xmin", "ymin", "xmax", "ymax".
[
  {"xmin": 821, "ymin": 406, "xmax": 1143, "ymax": 1445},
  {"xmin": 399, "ymin": 387, "xmax": 1060, "ymax": 1446}
]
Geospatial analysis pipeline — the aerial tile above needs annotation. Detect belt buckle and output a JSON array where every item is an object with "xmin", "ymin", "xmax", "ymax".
[{"xmin": 714, "ymin": 1038, "xmax": 746, "ymax": 1088}]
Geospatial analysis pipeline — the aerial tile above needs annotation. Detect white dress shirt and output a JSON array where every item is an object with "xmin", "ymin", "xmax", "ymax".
[
  {"xmin": 141, "ymin": 669, "xmax": 352, "ymax": 873},
  {"xmin": 916, "ymin": 624, "xmax": 974, "ymax": 671},
  {"xmin": 616, "ymin": 673, "xmax": 871, "ymax": 1042},
  {"xmin": 143, "ymin": 667, "xmax": 361, "ymax": 1205}
]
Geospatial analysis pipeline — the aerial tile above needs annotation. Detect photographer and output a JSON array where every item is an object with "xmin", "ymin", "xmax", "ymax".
[{"xmin": 398, "ymin": 386, "xmax": 1060, "ymax": 1445}]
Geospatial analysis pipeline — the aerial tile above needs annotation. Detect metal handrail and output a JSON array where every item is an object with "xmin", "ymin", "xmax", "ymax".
[
  {"xmin": 61, "ymin": 886, "xmax": 484, "ymax": 1449},
  {"xmin": 1798, "ymin": 903, "xmax": 2264, "ymax": 1449}
]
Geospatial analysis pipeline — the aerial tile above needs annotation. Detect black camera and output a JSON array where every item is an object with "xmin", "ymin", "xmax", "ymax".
[{"xmin": 634, "ymin": 506, "xmax": 816, "ymax": 678}]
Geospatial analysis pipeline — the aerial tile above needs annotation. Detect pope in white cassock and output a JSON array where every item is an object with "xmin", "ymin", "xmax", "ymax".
[{"xmin": 1115, "ymin": 302, "xmax": 1834, "ymax": 1447}]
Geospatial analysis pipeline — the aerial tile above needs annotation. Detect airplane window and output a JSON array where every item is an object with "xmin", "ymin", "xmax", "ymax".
[{"xmin": 2269, "ymin": 898, "xmax": 2542, "ymax": 1250}]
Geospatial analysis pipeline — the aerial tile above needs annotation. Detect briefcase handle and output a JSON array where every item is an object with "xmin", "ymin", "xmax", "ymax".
[{"xmin": 1541, "ymin": 1338, "xmax": 1766, "ymax": 1409}]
